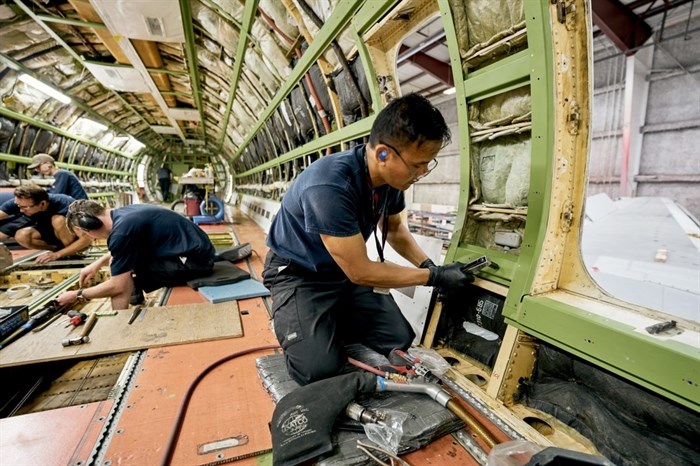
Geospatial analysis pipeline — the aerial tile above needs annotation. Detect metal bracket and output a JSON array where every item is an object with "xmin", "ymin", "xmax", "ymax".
[
  {"xmin": 553, "ymin": 0, "xmax": 577, "ymax": 28},
  {"xmin": 560, "ymin": 200, "xmax": 574, "ymax": 233},
  {"xmin": 567, "ymin": 101, "xmax": 581, "ymax": 135}
]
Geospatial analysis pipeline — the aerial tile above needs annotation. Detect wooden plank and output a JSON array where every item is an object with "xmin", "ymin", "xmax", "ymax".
[{"xmin": 0, "ymin": 302, "xmax": 243, "ymax": 368}]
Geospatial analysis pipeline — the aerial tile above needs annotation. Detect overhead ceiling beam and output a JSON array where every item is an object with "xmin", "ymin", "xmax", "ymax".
[
  {"xmin": 35, "ymin": 13, "xmax": 107, "ymax": 29},
  {"xmin": 592, "ymin": 0, "xmax": 653, "ymax": 55},
  {"xmin": 398, "ymin": 45, "xmax": 453, "ymax": 86},
  {"xmin": 12, "ymin": 0, "xmax": 166, "ymax": 148},
  {"xmin": 179, "ymin": 0, "xmax": 207, "ymax": 145},
  {"xmin": 217, "ymin": 0, "xmax": 260, "ymax": 152},
  {"xmin": 397, "ymin": 30, "xmax": 446, "ymax": 63},
  {"xmin": 0, "ymin": 152, "xmax": 129, "ymax": 176}
]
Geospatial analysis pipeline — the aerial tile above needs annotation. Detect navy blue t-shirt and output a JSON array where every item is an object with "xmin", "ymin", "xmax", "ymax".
[
  {"xmin": 52, "ymin": 170, "xmax": 88, "ymax": 200},
  {"xmin": 108, "ymin": 204, "xmax": 215, "ymax": 276},
  {"xmin": 0, "ymin": 193, "xmax": 74, "ymax": 237},
  {"xmin": 266, "ymin": 144, "xmax": 404, "ymax": 272},
  {"xmin": 0, "ymin": 193, "xmax": 73, "ymax": 219}
]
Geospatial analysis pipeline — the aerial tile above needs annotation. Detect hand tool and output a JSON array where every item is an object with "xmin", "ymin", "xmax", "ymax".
[
  {"xmin": 388, "ymin": 348, "xmax": 439, "ymax": 383},
  {"xmin": 461, "ymin": 255, "xmax": 495, "ymax": 274},
  {"xmin": 32, "ymin": 312, "xmax": 62, "ymax": 332},
  {"xmin": 128, "ymin": 305, "xmax": 143, "ymax": 325},
  {"xmin": 64, "ymin": 311, "xmax": 88, "ymax": 327},
  {"xmin": 1, "ymin": 300, "xmax": 67, "ymax": 348},
  {"xmin": 62, "ymin": 312, "xmax": 97, "ymax": 347}
]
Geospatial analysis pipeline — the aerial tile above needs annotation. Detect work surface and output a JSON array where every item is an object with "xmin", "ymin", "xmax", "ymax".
[{"xmin": 0, "ymin": 301, "xmax": 243, "ymax": 368}]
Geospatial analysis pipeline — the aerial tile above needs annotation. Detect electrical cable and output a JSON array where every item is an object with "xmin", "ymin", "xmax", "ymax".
[{"xmin": 159, "ymin": 344, "xmax": 280, "ymax": 466}]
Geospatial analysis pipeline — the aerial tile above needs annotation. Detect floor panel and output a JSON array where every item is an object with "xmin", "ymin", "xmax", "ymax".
[{"xmin": 0, "ymin": 400, "xmax": 114, "ymax": 466}]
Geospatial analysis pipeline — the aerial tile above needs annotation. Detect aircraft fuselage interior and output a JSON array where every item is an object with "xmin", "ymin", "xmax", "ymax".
[{"xmin": 0, "ymin": 1, "xmax": 698, "ymax": 465}]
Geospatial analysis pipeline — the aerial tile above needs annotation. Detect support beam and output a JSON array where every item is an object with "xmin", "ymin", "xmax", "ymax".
[
  {"xmin": 217, "ymin": 0, "xmax": 259, "ymax": 152},
  {"xmin": 620, "ymin": 45, "xmax": 653, "ymax": 196},
  {"xmin": 399, "ymin": 45, "xmax": 453, "ymax": 86},
  {"xmin": 179, "ymin": 0, "xmax": 207, "ymax": 144},
  {"xmin": 592, "ymin": 0, "xmax": 653, "ymax": 55}
]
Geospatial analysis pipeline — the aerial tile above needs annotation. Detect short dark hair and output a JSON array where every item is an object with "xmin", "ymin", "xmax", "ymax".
[
  {"xmin": 368, "ymin": 93, "xmax": 451, "ymax": 150},
  {"xmin": 14, "ymin": 184, "xmax": 49, "ymax": 203},
  {"xmin": 66, "ymin": 199, "xmax": 105, "ymax": 232}
]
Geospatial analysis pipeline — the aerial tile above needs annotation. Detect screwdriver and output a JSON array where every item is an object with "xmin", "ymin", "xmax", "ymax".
[{"xmin": 65, "ymin": 310, "xmax": 88, "ymax": 327}]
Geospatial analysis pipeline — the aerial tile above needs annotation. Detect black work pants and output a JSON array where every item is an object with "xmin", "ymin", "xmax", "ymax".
[
  {"xmin": 262, "ymin": 251, "xmax": 415, "ymax": 386},
  {"xmin": 158, "ymin": 178, "xmax": 171, "ymax": 201},
  {"xmin": 134, "ymin": 256, "xmax": 213, "ymax": 292}
]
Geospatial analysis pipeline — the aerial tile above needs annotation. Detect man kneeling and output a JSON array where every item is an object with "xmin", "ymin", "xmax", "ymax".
[{"xmin": 57, "ymin": 200, "xmax": 215, "ymax": 310}]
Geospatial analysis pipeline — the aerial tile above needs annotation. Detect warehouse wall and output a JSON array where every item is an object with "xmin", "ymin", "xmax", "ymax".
[{"xmin": 591, "ymin": 12, "xmax": 700, "ymax": 218}]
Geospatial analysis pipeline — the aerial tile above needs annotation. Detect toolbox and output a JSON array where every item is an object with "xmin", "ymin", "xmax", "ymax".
[{"xmin": 0, "ymin": 305, "xmax": 29, "ymax": 340}]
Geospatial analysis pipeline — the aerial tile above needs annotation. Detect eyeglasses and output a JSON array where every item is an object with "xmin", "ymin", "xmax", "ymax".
[
  {"xmin": 381, "ymin": 141, "xmax": 438, "ymax": 181},
  {"xmin": 17, "ymin": 204, "xmax": 37, "ymax": 210}
]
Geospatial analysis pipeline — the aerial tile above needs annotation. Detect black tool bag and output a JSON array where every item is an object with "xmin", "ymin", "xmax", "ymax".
[{"xmin": 270, "ymin": 372, "xmax": 377, "ymax": 466}]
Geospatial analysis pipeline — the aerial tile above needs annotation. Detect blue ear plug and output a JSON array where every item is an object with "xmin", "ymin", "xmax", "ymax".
[{"xmin": 379, "ymin": 150, "xmax": 387, "ymax": 161}]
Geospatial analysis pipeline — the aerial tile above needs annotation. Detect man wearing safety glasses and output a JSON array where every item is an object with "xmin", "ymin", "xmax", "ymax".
[
  {"xmin": 262, "ymin": 93, "xmax": 474, "ymax": 386},
  {"xmin": 0, "ymin": 184, "xmax": 91, "ymax": 263}
]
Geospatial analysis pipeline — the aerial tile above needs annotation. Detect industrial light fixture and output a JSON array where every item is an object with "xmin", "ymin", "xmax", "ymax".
[
  {"xmin": 442, "ymin": 87, "xmax": 456, "ymax": 95},
  {"xmin": 18, "ymin": 74, "xmax": 71, "ymax": 104},
  {"xmin": 70, "ymin": 117, "xmax": 108, "ymax": 135}
]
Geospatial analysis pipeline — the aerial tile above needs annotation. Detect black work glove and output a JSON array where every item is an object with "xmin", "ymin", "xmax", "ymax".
[{"xmin": 427, "ymin": 262, "xmax": 474, "ymax": 293}]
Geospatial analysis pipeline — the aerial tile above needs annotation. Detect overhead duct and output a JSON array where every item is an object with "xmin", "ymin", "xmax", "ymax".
[
  {"xmin": 169, "ymin": 108, "xmax": 201, "ymax": 121},
  {"xmin": 83, "ymin": 62, "xmax": 150, "ymax": 93},
  {"xmin": 70, "ymin": 0, "xmax": 177, "ymax": 109},
  {"xmin": 90, "ymin": 0, "xmax": 185, "ymax": 42}
]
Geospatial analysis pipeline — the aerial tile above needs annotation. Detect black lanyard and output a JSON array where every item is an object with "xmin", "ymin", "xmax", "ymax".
[
  {"xmin": 372, "ymin": 188, "xmax": 389, "ymax": 263},
  {"xmin": 363, "ymin": 149, "xmax": 389, "ymax": 262}
]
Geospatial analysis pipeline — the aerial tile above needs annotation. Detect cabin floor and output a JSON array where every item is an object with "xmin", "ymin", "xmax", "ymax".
[{"xmin": 0, "ymin": 207, "xmax": 478, "ymax": 466}]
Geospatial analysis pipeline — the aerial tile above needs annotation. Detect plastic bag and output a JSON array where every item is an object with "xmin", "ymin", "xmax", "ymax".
[
  {"xmin": 486, "ymin": 440, "xmax": 544, "ymax": 466},
  {"xmin": 362, "ymin": 409, "xmax": 409, "ymax": 455},
  {"xmin": 408, "ymin": 347, "xmax": 452, "ymax": 376}
]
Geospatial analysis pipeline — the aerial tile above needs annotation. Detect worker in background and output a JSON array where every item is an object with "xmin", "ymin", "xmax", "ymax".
[
  {"xmin": 56, "ymin": 200, "xmax": 215, "ymax": 310},
  {"xmin": 156, "ymin": 163, "xmax": 172, "ymax": 202},
  {"xmin": 28, "ymin": 153, "xmax": 88, "ymax": 200},
  {"xmin": 0, "ymin": 185, "xmax": 91, "ymax": 264},
  {"xmin": 262, "ymin": 93, "xmax": 474, "ymax": 386}
]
